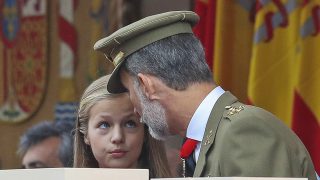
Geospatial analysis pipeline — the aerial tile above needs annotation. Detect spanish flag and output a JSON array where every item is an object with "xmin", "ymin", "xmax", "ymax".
[
  {"xmin": 193, "ymin": 0, "xmax": 216, "ymax": 71},
  {"xmin": 202, "ymin": 0, "xmax": 320, "ymax": 174},
  {"xmin": 194, "ymin": 0, "xmax": 254, "ymax": 102},
  {"xmin": 247, "ymin": 1, "xmax": 300, "ymax": 126},
  {"xmin": 292, "ymin": 1, "xmax": 320, "ymax": 173},
  {"xmin": 214, "ymin": 0, "xmax": 255, "ymax": 101}
]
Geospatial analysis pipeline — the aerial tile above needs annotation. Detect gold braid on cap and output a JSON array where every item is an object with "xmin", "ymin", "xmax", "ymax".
[{"xmin": 113, "ymin": 51, "xmax": 124, "ymax": 67}]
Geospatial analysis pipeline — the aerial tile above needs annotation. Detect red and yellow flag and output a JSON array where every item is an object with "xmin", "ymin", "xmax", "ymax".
[
  {"xmin": 247, "ymin": 0, "xmax": 319, "ymax": 173},
  {"xmin": 248, "ymin": 0, "xmax": 300, "ymax": 126},
  {"xmin": 292, "ymin": 1, "xmax": 320, "ymax": 173},
  {"xmin": 214, "ymin": 0, "xmax": 255, "ymax": 101},
  {"xmin": 193, "ymin": 0, "xmax": 216, "ymax": 70},
  {"xmin": 198, "ymin": 0, "xmax": 320, "ymax": 174},
  {"xmin": 194, "ymin": 0, "xmax": 254, "ymax": 101}
]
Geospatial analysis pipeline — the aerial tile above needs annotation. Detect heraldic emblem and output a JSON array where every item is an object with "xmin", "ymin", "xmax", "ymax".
[{"xmin": 0, "ymin": 0, "xmax": 48, "ymax": 123}]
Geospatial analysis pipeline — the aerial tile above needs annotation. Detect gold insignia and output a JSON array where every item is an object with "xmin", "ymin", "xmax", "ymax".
[
  {"xmin": 226, "ymin": 105, "xmax": 245, "ymax": 116},
  {"xmin": 204, "ymin": 129, "xmax": 213, "ymax": 145},
  {"xmin": 113, "ymin": 51, "xmax": 124, "ymax": 67},
  {"xmin": 204, "ymin": 140, "xmax": 210, "ymax": 146}
]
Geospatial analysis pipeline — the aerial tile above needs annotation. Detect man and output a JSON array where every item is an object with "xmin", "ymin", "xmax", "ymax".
[
  {"xmin": 18, "ymin": 120, "xmax": 74, "ymax": 168},
  {"xmin": 93, "ymin": 11, "xmax": 317, "ymax": 179}
]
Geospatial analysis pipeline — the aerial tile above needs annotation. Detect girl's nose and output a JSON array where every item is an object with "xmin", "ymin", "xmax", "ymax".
[{"xmin": 110, "ymin": 126, "xmax": 124, "ymax": 144}]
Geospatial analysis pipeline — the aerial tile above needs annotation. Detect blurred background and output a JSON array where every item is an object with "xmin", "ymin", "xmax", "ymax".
[{"xmin": 0, "ymin": 0, "xmax": 319, "ymax": 175}]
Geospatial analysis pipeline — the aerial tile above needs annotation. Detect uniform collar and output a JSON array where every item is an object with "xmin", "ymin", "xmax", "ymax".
[{"xmin": 186, "ymin": 86, "xmax": 225, "ymax": 141}]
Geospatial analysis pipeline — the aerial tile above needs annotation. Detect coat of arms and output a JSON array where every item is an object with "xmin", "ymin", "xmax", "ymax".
[{"xmin": 0, "ymin": 0, "xmax": 48, "ymax": 123}]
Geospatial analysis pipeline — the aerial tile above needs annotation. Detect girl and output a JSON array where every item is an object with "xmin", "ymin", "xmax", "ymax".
[{"xmin": 74, "ymin": 75, "xmax": 171, "ymax": 178}]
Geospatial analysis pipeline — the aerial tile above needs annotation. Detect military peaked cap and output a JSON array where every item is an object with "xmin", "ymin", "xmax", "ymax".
[{"xmin": 94, "ymin": 11, "xmax": 199, "ymax": 93}]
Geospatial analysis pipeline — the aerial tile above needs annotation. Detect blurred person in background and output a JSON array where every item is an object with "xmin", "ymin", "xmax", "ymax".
[{"xmin": 18, "ymin": 120, "xmax": 74, "ymax": 168}]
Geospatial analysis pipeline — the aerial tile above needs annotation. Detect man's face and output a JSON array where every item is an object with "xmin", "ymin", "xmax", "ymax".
[
  {"xmin": 120, "ymin": 70, "xmax": 170, "ymax": 140},
  {"xmin": 22, "ymin": 136, "xmax": 63, "ymax": 168},
  {"xmin": 119, "ymin": 70, "xmax": 143, "ymax": 117}
]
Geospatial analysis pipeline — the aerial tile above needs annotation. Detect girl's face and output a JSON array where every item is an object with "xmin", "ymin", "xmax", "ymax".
[{"xmin": 85, "ymin": 94, "xmax": 145, "ymax": 168}]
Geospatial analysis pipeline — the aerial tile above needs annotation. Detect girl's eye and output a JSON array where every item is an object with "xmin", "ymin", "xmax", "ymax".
[
  {"xmin": 125, "ymin": 120, "xmax": 137, "ymax": 128},
  {"xmin": 98, "ymin": 122, "xmax": 110, "ymax": 129}
]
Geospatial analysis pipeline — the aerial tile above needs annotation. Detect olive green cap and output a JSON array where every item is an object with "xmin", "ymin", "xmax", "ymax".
[{"xmin": 93, "ymin": 11, "xmax": 199, "ymax": 93}]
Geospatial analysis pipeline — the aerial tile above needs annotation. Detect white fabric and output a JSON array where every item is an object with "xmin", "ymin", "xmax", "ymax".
[{"xmin": 186, "ymin": 86, "xmax": 225, "ymax": 162}]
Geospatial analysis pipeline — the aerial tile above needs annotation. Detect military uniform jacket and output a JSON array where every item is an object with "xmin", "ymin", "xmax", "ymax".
[{"xmin": 193, "ymin": 92, "xmax": 316, "ymax": 180}]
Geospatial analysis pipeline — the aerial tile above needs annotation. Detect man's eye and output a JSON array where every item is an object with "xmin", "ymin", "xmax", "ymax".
[
  {"xmin": 99, "ymin": 122, "xmax": 110, "ymax": 129},
  {"xmin": 125, "ymin": 120, "xmax": 137, "ymax": 128}
]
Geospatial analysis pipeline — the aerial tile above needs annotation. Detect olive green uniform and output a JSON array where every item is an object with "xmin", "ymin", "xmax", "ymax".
[{"xmin": 194, "ymin": 92, "xmax": 316, "ymax": 180}]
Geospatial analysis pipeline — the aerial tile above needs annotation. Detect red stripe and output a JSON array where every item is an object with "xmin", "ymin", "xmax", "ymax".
[
  {"xmin": 193, "ymin": 0, "xmax": 208, "ymax": 43},
  {"xmin": 3, "ymin": 50, "xmax": 8, "ymax": 99},
  {"xmin": 311, "ymin": 5, "xmax": 320, "ymax": 36},
  {"xmin": 255, "ymin": 0, "xmax": 263, "ymax": 12},
  {"xmin": 264, "ymin": 12, "xmax": 274, "ymax": 42},
  {"xmin": 58, "ymin": 16, "xmax": 77, "ymax": 57},
  {"xmin": 292, "ymin": 92, "xmax": 320, "ymax": 174},
  {"xmin": 302, "ymin": 0, "xmax": 310, "ymax": 7},
  {"xmin": 204, "ymin": 0, "xmax": 216, "ymax": 70},
  {"xmin": 193, "ymin": 0, "xmax": 216, "ymax": 69}
]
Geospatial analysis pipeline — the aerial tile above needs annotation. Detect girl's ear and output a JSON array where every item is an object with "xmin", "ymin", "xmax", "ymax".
[{"xmin": 84, "ymin": 136, "xmax": 90, "ymax": 145}]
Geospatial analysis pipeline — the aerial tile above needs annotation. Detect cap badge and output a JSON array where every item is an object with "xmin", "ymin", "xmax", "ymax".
[{"xmin": 113, "ymin": 51, "xmax": 124, "ymax": 67}]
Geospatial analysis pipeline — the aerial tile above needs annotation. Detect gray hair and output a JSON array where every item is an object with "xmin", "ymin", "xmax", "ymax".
[
  {"xmin": 123, "ymin": 33, "xmax": 213, "ymax": 90},
  {"xmin": 18, "ymin": 120, "xmax": 74, "ymax": 167}
]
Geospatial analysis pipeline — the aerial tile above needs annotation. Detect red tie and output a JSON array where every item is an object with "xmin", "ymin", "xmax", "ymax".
[{"xmin": 180, "ymin": 138, "xmax": 198, "ymax": 159}]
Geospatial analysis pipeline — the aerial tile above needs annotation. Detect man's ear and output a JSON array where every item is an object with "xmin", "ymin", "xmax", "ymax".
[{"xmin": 137, "ymin": 73, "xmax": 160, "ymax": 100}]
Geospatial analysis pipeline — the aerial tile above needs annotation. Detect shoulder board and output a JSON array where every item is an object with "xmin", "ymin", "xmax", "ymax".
[{"xmin": 223, "ymin": 103, "xmax": 245, "ymax": 120}]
